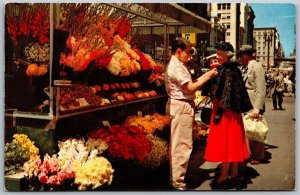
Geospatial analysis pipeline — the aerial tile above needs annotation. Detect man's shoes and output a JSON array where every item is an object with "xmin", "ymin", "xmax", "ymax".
[
  {"xmin": 278, "ymin": 107, "xmax": 285, "ymax": 110},
  {"xmin": 210, "ymin": 178, "xmax": 234, "ymax": 190},
  {"xmin": 249, "ymin": 159, "xmax": 260, "ymax": 165},
  {"xmin": 272, "ymin": 108, "xmax": 277, "ymax": 111}
]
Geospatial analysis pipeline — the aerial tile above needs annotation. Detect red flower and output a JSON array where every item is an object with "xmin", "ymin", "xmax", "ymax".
[
  {"xmin": 115, "ymin": 18, "xmax": 131, "ymax": 39},
  {"xmin": 134, "ymin": 49, "xmax": 151, "ymax": 70}
]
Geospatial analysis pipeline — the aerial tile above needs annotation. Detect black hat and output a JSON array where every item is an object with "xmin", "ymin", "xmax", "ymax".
[
  {"xmin": 236, "ymin": 45, "xmax": 257, "ymax": 57},
  {"xmin": 214, "ymin": 42, "xmax": 234, "ymax": 52}
]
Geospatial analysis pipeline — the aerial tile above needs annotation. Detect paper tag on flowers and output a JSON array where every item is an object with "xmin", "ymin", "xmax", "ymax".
[
  {"xmin": 137, "ymin": 111, "xmax": 143, "ymax": 117},
  {"xmin": 102, "ymin": 120, "xmax": 111, "ymax": 128},
  {"xmin": 76, "ymin": 98, "xmax": 89, "ymax": 107}
]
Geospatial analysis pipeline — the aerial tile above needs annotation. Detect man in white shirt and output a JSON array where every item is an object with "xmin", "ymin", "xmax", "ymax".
[{"xmin": 165, "ymin": 38, "xmax": 217, "ymax": 190}]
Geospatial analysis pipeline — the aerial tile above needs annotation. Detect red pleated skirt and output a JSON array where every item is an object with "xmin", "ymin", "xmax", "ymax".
[{"xmin": 204, "ymin": 97, "xmax": 250, "ymax": 162}]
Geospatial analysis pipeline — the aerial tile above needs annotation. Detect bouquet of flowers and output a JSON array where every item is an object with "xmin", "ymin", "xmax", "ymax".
[{"xmin": 72, "ymin": 157, "xmax": 114, "ymax": 190}]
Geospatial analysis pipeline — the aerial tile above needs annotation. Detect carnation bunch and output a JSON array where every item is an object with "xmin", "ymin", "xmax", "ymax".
[
  {"xmin": 87, "ymin": 125, "xmax": 153, "ymax": 161},
  {"xmin": 72, "ymin": 157, "xmax": 114, "ymax": 190},
  {"xmin": 37, "ymin": 154, "xmax": 75, "ymax": 186}
]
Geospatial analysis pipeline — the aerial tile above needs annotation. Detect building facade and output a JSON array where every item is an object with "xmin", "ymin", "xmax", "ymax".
[{"xmin": 253, "ymin": 27, "xmax": 278, "ymax": 69}]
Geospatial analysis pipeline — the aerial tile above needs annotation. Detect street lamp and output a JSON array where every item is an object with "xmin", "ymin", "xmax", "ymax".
[
  {"xmin": 200, "ymin": 40, "xmax": 207, "ymax": 68},
  {"xmin": 264, "ymin": 30, "xmax": 273, "ymax": 70}
]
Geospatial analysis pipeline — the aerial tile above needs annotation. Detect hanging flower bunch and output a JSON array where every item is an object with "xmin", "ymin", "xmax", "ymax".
[
  {"xmin": 107, "ymin": 50, "xmax": 140, "ymax": 76},
  {"xmin": 72, "ymin": 157, "xmax": 114, "ymax": 190},
  {"xmin": 87, "ymin": 125, "xmax": 153, "ymax": 161},
  {"xmin": 4, "ymin": 140, "xmax": 30, "ymax": 175},
  {"xmin": 115, "ymin": 17, "xmax": 131, "ymax": 39},
  {"xmin": 13, "ymin": 134, "xmax": 39, "ymax": 161},
  {"xmin": 5, "ymin": 4, "xmax": 49, "ymax": 47},
  {"xmin": 59, "ymin": 35, "xmax": 104, "ymax": 71},
  {"xmin": 37, "ymin": 154, "xmax": 75, "ymax": 186},
  {"xmin": 26, "ymin": 63, "xmax": 48, "ymax": 77},
  {"xmin": 137, "ymin": 135, "xmax": 168, "ymax": 169}
]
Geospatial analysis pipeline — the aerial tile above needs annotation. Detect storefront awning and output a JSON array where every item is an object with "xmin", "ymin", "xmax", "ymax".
[{"xmin": 138, "ymin": 3, "xmax": 211, "ymax": 33}]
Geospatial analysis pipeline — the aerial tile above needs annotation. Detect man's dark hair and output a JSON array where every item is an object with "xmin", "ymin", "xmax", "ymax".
[{"xmin": 171, "ymin": 37, "xmax": 191, "ymax": 53}]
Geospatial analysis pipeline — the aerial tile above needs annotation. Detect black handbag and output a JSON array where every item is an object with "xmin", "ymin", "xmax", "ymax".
[{"xmin": 196, "ymin": 97, "xmax": 213, "ymax": 125}]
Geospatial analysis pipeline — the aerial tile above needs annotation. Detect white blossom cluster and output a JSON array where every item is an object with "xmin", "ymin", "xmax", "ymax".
[{"xmin": 24, "ymin": 43, "xmax": 50, "ymax": 63}]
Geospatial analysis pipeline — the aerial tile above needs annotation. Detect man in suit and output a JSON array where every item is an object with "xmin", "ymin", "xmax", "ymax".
[
  {"xmin": 270, "ymin": 68, "xmax": 285, "ymax": 110},
  {"xmin": 237, "ymin": 45, "xmax": 266, "ymax": 165}
]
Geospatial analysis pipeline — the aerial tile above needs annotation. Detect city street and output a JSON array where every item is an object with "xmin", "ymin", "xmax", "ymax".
[{"xmin": 188, "ymin": 95, "xmax": 296, "ymax": 190}]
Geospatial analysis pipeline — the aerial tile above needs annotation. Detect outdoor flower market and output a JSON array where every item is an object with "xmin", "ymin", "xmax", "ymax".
[{"xmin": 4, "ymin": 3, "xmax": 211, "ymax": 191}]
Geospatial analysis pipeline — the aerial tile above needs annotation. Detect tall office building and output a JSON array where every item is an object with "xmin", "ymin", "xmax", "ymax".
[
  {"xmin": 209, "ymin": 3, "xmax": 254, "ymax": 52},
  {"xmin": 253, "ymin": 27, "xmax": 277, "ymax": 68}
]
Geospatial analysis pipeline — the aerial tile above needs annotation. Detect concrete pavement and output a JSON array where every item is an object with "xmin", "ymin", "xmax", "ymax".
[{"xmin": 188, "ymin": 96, "xmax": 296, "ymax": 190}]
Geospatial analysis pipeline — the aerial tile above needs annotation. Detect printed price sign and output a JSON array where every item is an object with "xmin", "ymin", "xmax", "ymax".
[
  {"xmin": 76, "ymin": 98, "xmax": 89, "ymax": 107},
  {"xmin": 102, "ymin": 120, "xmax": 111, "ymax": 128}
]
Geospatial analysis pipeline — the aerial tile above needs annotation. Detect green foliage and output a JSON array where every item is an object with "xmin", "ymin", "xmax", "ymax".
[{"xmin": 4, "ymin": 141, "xmax": 30, "ymax": 175}]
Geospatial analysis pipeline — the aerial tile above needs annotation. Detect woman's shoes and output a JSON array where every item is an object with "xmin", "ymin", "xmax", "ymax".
[
  {"xmin": 210, "ymin": 178, "xmax": 233, "ymax": 190},
  {"xmin": 249, "ymin": 159, "xmax": 260, "ymax": 165}
]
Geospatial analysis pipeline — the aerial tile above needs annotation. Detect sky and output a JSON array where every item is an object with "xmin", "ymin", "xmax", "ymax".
[{"xmin": 249, "ymin": 3, "xmax": 296, "ymax": 57}]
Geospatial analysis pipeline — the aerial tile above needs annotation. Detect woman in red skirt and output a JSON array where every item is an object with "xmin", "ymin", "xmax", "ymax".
[{"xmin": 201, "ymin": 42, "xmax": 253, "ymax": 189}]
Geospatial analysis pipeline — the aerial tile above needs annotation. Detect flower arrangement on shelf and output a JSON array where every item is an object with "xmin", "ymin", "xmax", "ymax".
[
  {"xmin": 87, "ymin": 124, "xmax": 153, "ymax": 161},
  {"xmin": 125, "ymin": 113, "xmax": 170, "ymax": 134}
]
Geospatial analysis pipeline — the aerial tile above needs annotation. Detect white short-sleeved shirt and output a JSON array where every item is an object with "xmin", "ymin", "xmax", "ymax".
[{"xmin": 165, "ymin": 55, "xmax": 195, "ymax": 100}]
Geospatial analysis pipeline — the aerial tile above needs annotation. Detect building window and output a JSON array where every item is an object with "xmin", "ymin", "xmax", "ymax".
[
  {"xmin": 258, "ymin": 52, "xmax": 261, "ymax": 55},
  {"xmin": 227, "ymin": 3, "xmax": 231, "ymax": 9},
  {"xmin": 227, "ymin": 15, "xmax": 230, "ymax": 19},
  {"xmin": 226, "ymin": 32, "xmax": 230, "ymax": 37},
  {"xmin": 218, "ymin": 4, "xmax": 221, "ymax": 10},
  {"xmin": 222, "ymin": 4, "xmax": 226, "ymax": 9},
  {"xmin": 258, "ymin": 47, "xmax": 261, "ymax": 50},
  {"xmin": 227, "ymin": 24, "xmax": 230, "ymax": 29},
  {"xmin": 258, "ymin": 37, "xmax": 260, "ymax": 40},
  {"xmin": 218, "ymin": 13, "xmax": 221, "ymax": 18},
  {"xmin": 258, "ymin": 32, "xmax": 261, "ymax": 35}
]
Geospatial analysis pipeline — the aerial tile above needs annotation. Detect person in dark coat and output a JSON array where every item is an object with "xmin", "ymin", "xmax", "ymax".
[{"xmin": 202, "ymin": 42, "xmax": 253, "ymax": 189}]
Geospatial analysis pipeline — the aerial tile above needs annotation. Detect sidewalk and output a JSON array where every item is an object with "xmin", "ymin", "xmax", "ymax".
[{"xmin": 188, "ymin": 96, "xmax": 296, "ymax": 190}]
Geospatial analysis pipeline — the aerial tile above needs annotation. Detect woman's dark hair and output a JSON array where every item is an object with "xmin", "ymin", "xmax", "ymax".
[{"xmin": 171, "ymin": 37, "xmax": 191, "ymax": 53}]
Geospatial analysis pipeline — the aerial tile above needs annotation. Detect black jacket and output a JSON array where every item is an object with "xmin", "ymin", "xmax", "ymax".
[{"xmin": 202, "ymin": 62, "xmax": 253, "ymax": 113}]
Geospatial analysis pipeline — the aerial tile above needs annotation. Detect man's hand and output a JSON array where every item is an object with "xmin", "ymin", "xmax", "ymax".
[{"xmin": 251, "ymin": 108, "xmax": 260, "ymax": 119}]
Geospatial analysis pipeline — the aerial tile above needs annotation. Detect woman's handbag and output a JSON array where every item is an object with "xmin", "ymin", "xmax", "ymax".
[
  {"xmin": 196, "ymin": 97, "xmax": 212, "ymax": 125},
  {"xmin": 243, "ymin": 114, "xmax": 269, "ymax": 143},
  {"xmin": 276, "ymin": 85, "xmax": 284, "ymax": 93}
]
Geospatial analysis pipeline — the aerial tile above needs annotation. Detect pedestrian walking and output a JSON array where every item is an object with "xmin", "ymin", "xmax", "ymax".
[
  {"xmin": 202, "ymin": 42, "xmax": 253, "ymax": 189},
  {"xmin": 237, "ymin": 45, "xmax": 267, "ymax": 165},
  {"xmin": 164, "ymin": 37, "xmax": 218, "ymax": 190},
  {"xmin": 271, "ymin": 68, "xmax": 285, "ymax": 110}
]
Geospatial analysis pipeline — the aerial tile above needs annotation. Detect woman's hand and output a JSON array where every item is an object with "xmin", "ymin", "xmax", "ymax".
[{"xmin": 204, "ymin": 68, "xmax": 218, "ymax": 78}]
